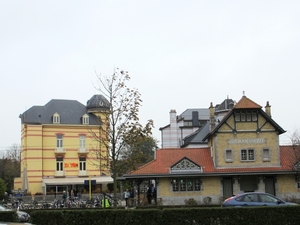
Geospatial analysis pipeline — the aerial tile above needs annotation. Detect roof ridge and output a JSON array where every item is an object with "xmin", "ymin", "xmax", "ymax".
[{"xmin": 234, "ymin": 95, "xmax": 262, "ymax": 109}]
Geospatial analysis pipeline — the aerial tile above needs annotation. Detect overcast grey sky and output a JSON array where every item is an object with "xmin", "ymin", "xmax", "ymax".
[{"xmin": 1, "ymin": 0, "xmax": 299, "ymax": 151}]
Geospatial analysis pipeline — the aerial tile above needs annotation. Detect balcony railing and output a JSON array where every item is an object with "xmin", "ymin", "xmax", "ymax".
[
  {"xmin": 78, "ymin": 171, "xmax": 89, "ymax": 177},
  {"xmin": 55, "ymin": 147, "xmax": 66, "ymax": 154},
  {"xmin": 78, "ymin": 148, "xmax": 89, "ymax": 154},
  {"xmin": 55, "ymin": 170, "xmax": 66, "ymax": 177}
]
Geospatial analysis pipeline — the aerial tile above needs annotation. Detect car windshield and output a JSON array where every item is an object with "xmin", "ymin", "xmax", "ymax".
[
  {"xmin": 260, "ymin": 194, "xmax": 279, "ymax": 203},
  {"xmin": 0, "ymin": 205, "xmax": 7, "ymax": 211}
]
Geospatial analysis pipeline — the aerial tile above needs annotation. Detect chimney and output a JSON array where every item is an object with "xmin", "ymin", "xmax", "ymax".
[
  {"xmin": 192, "ymin": 111, "xmax": 199, "ymax": 126},
  {"xmin": 169, "ymin": 109, "xmax": 178, "ymax": 147},
  {"xmin": 209, "ymin": 102, "xmax": 215, "ymax": 131},
  {"xmin": 265, "ymin": 101, "xmax": 271, "ymax": 117}
]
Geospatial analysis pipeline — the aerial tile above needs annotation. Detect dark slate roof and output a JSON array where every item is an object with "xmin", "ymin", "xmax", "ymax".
[
  {"xmin": 20, "ymin": 99, "xmax": 101, "ymax": 125},
  {"xmin": 179, "ymin": 108, "xmax": 209, "ymax": 120},
  {"xmin": 181, "ymin": 121, "xmax": 209, "ymax": 147},
  {"xmin": 159, "ymin": 108, "xmax": 209, "ymax": 131},
  {"xmin": 215, "ymin": 98, "xmax": 235, "ymax": 112},
  {"xmin": 87, "ymin": 95, "xmax": 110, "ymax": 111}
]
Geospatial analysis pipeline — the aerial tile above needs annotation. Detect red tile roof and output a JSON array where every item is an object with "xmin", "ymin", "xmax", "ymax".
[
  {"xmin": 234, "ymin": 95, "xmax": 262, "ymax": 109},
  {"xmin": 127, "ymin": 146, "xmax": 297, "ymax": 176},
  {"xmin": 280, "ymin": 145, "xmax": 297, "ymax": 170},
  {"xmin": 129, "ymin": 148, "xmax": 214, "ymax": 175}
]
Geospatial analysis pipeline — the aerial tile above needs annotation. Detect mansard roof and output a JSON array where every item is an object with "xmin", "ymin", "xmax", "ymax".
[{"xmin": 20, "ymin": 98, "xmax": 101, "ymax": 125}]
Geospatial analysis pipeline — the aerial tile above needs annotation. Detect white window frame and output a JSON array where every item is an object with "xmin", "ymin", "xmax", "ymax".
[
  {"xmin": 82, "ymin": 114, "xmax": 89, "ymax": 125},
  {"xmin": 56, "ymin": 157, "xmax": 63, "ymax": 171},
  {"xmin": 79, "ymin": 157, "xmax": 86, "ymax": 171},
  {"xmin": 171, "ymin": 178, "xmax": 201, "ymax": 192},
  {"xmin": 79, "ymin": 135, "xmax": 86, "ymax": 149},
  {"xmin": 235, "ymin": 111, "xmax": 258, "ymax": 122},
  {"xmin": 53, "ymin": 113, "xmax": 60, "ymax": 124},
  {"xmin": 56, "ymin": 134, "xmax": 63, "ymax": 148}
]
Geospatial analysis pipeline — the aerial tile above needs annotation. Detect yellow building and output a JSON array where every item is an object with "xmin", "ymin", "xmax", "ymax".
[
  {"xmin": 122, "ymin": 95, "xmax": 300, "ymax": 205},
  {"xmin": 14, "ymin": 95, "xmax": 113, "ymax": 195}
]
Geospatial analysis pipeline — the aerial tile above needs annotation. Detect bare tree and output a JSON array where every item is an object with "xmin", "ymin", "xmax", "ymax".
[
  {"xmin": 289, "ymin": 130, "xmax": 300, "ymax": 183},
  {"xmin": 0, "ymin": 144, "xmax": 20, "ymax": 193},
  {"xmin": 89, "ymin": 68, "xmax": 154, "ymax": 207},
  {"xmin": 5, "ymin": 144, "xmax": 21, "ymax": 162}
]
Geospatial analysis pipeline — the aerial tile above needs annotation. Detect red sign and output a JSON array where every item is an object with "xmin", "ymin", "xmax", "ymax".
[{"xmin": 64, "ymin": 163, "xmax": 78, "ymax": 168}]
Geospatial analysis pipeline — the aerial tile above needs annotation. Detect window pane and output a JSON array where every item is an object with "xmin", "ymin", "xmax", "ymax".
[
  {"xmin": 79, "ymin": 136, "xmax": 86, "ymax": 148},
  {"xmin": 252, "ymin": 112, "xmax": 257, "ymax": 121},
  {"xmin": 180, "ymin": 179, "xmax": 186, "ymax": 191},
  {"xmin": 241, "ymin": 150, "xmax": 247, "ymax": 160},
  {"xmin": 172, "ymin": 179, "xmax": 179, "ymax": 192},
  {"xmin": 235, "ymin": 113, "xmax": 240, "ymax": 121},
  {"xmin": 194, "ymin": 179, "xmax": 201, "ymax": 191},
  {"xmin": 248, "ymin": 149, "xmax": 254, "ymax": 160},
  {"xmin": 241, "ymin": 113, "xmax": 246, "ymax": 121},
  {"xmin": 187, "ymin": 178, "xmax": 193, "ymax": 191},
  {"xmin": 56, "ymin": 135, "xmax": 63, "ymax": 147},
  {"xmin": 260, "ymin": 194, "xmax": 278, "ymax": 203},
  {"xmin": 246, "ymin": 113, "xmax": 251, "ymax": 121}
]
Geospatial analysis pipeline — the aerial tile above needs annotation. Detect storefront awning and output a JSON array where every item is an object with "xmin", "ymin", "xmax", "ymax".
[{"xmin": 42, "ymin": 176, "xmax": 113, "ymax": 186}]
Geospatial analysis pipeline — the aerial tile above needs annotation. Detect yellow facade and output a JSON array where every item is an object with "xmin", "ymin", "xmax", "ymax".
[
  {"xmin": 125, "ymin": 96, "xmax": 299, "ymax": 205},
  {"xmin": 213, "ymin": 113, "xmax": 280, "ymax": 168},
  {"xmin": 14, "ymin": 96, "xmax": 113, "ymax": 195}
]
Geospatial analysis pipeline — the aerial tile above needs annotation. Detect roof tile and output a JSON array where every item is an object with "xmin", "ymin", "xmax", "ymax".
[
  {"xmin": 234, "ymin": 95, "xmax": 262, "ymax": 109},
  {"xmin": 128, "ymin": 146, "xmax": 297, "ymax": 175}
]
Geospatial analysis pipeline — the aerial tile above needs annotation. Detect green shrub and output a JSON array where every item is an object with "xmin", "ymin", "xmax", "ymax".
[{"xmin": 184, "ymin": 198, "xmax": 197, "ymax": 206}]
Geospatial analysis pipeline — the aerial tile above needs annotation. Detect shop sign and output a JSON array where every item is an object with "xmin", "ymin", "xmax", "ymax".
[{"xmin": 64, "ymin": 162, "xmax": 78, "ymax": 168}]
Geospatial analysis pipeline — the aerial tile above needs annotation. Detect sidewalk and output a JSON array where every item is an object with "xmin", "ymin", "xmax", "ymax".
[{"xmin": 0, "ymin": 223, "xmax": 34, "ymax": 225}]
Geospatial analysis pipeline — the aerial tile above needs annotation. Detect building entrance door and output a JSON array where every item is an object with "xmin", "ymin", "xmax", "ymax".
[
  {"xmin": 223, "ymin": 178, "xmax": 233, "ymax": 198},
  {"xmin": 265, "ymin": 176, "xmax": 275, "ymax": 195}
]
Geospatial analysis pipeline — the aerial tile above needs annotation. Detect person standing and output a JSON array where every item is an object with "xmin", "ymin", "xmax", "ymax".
[
  {"xmin": 124, "ymin": 189, "xmax": 130, "ymax": 207},
  {"xmin": 151, "ymin": 184, "xmax": 156, "ymax": 203},
  {"xmin": 147, "ymin": 186, "xmax": 152, "ymax": 204},
  {"xmin": 62, "ymin": 190, "xmax": 67, "ymax": 207},
  {"xmin": 70, "ymin": 189, "xmax": 74, "ymax": 200}
]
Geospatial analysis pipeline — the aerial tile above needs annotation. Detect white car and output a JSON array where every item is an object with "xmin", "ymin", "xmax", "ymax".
[{"xmin": 0, "ymin": 205, "xmax": 30, "ymax": 223}]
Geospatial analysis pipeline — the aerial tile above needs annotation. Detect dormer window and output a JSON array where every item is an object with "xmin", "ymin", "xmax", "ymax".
[
  {"xmin": 82, "ymin": 114, "xmax": 89, "ymax": 125},
  {"xmin": 53, "ymin": 113, "xmax": 60, "ymax": 124}
]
